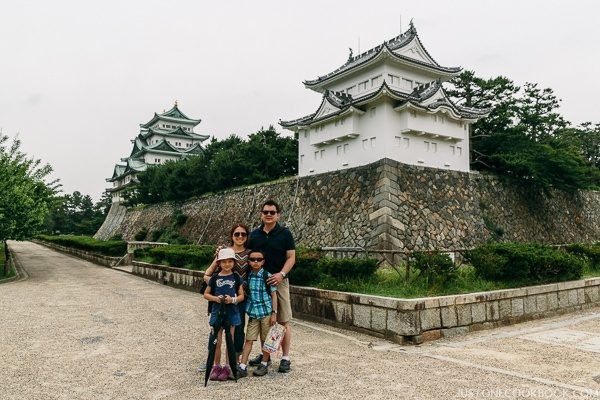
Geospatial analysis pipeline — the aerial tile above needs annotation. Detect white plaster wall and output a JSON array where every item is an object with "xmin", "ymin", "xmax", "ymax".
[
  {"xmin": 323, "ymin": 60, "xmax": 441, "ymax": 95},
  {"xmin": 397, "ymin": 109, "xmax": 467, "ymax": 140},
  {"xmin": 143, "ymin": 153, "xmax": 182, "ymax": 165},
  {"xmin": 297, "ymin": 101, "xmax": 471, "ymax": 176},
  {"xmin": 146, "ymin": 134, "xmax": 195, "ymax": 149}
]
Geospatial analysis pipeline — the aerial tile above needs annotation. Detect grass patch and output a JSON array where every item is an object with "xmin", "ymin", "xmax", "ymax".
[
  {"xmin": 313, "ymin": 261, "xmax": 600, "ymax": 299},
  {"xmin": 313, "ymin": 265, "xmax": 524, "ymax": 299}
]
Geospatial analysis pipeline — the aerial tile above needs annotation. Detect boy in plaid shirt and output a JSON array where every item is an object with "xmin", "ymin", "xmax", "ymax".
[{"xmin": 237, "ymin": 250, "xmax": 277, "ymax": 377}]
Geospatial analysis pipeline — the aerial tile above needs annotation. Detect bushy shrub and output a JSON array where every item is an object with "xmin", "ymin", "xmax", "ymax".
[
  {"xmin": 411, "ymin": 251, "xmax": 456, "ymax": 284},
  {"xmin": 316, "ymin": 257, "xmax": 379, "ymax": 280},
  {"xmin": 134, "ymin": 228, "xmax": 148, "ymax": 241},
  {"xmin": 565, "ymin": 243, "xmax": 600, "ymax": 269},
  {"xmin": 37, "ymin": 235, "xmax": 126, "ymax": 256},
  {"xmin": 289, "ymin": 249, "xmax": 323, "ymax": 286},
  {"xmin": 149, "ymin": 229, "xmax": 164, "ymax": 242},
  {"xmin": 465, "ymin": 243, "xmax": 584, "ymax": 283},
  {"xmin": 140, "ymin": 244, "xmax": 216, "ymax": 269}
]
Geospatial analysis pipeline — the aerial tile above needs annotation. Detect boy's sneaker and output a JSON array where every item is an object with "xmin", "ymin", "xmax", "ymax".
[
  {"xmin": 209, "ymin": 365, "xmax": 221, "ymax": 381},
  {"xmin": 278, "ymin": 359, "xmax": 291, "ymax": 373},
  {"xmin": 237, "ymin": 366, "xmax": 248, "ymax": 378},
  {"xmin": 218, "ymin": 365, "xmax": 231, "ymax": 381},
  {"xmin": 253, "ymin": 363, "xmax": 268, "ymax": 377},
  {"xmin": 248, "ymin": 353, "xmax": 271, "ymax": 367}
]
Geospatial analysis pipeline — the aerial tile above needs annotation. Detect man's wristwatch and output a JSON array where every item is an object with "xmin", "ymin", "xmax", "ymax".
[{"xmin": 280, "ymin": 271, "xmax": 287, "ymax": 278}]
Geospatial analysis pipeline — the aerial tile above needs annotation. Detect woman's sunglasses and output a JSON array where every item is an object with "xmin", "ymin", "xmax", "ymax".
[
  {"xmin": 248, "ymin": 257, "xmax": 264, "ymax": 262},
  {"xmin": 233, "ymin": 232, "xmax": 247, "ymax": 237}
]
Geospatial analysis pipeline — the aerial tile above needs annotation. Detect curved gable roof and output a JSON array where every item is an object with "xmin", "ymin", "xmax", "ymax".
[{"xmin": 303, "ymin": 23, "xmax": 461, "ymax": 90}]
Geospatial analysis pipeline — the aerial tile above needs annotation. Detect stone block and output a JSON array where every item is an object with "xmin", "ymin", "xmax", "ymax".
[
  {"xmin": 334, "ymin": 302, "xmax": 352, "ymax": 324},
  {"xmin": 511, "ymin": 298, "xmax": 524, "ymax": 317},
  {"xmin": 421, "ymin": 329, "xmax": 442, "ymax": 342},
  {"xmin": 456, "ymin": 304, "xmax": 472, "ymax": 326},
  {"xmin": 486, "ymin": 301, "xmax": 499, "ymax": 321},
  {"xmin": 454, "ymin": 294, "xmax": 477, "ymax": 305},
  {"xmin": 387, "ymin": 310, "xmax": 420, "ymax": 336},
  {"xmin": 584, "ymin": 286, "xmax": 600, "ymax": 304},
  {"xmin": 499, "ymin": 299, "xmax": 512, "ymax": 319},
  {"xmin": 471, "ymin": 303, "xmax": 486, "ymax": 323},
  {"xmin": 369, "ymin": 207, "xmax": 393, "ymax": 221},
  {"xmin": 523, "ymin": 296, "xmax": 537, "ymax": 315},
  {"xmin": 547, "ymin": 292, "xmax": 559, "ymax": 310},
  {"xmin": 558, "ymin": 291, "xmax": 569, "ymax": 309},
  {"xmin": 441, "ymin": 326, "xmax": 469, "ymax": 338},
  {"xmin": 577, "ymin": 288, "xmax": 585, "ymax": 305},
  {"xmin": 440, "ymin": 306, "xmax": 457, "ymax": 328},
  {"xmin": 535, "ymin": 294, "xmax": 548, "ymax": 313},
  {"xmin": 371, "ymin": 307, "xmax": 387, "ymax": 332},
  {"xmin": 526, "ymin": 283, "xmax": 557, "ymax": 296},
  {"xmin": 567, "ymin": 289, "xmax": 579, "ymax": 306},
  {"xmin": 420, "ymin": 308, "xmax": 442, "ymax": 331},
  {"xmin": 558, "ymin": 280, "xmax": 585, "ymax": 290},
  {"xmin": 352, "ymin": 304, "xmax": 371, "ymax": 329}
]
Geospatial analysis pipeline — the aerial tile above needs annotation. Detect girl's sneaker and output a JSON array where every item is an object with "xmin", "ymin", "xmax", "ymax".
[
  {"xmin": 218, "ymin": 365, "xmax": 232, "ymax": 381},
  {"xmin": 209, "ymin": 365, "xmax": 221, "ymax": 381}
]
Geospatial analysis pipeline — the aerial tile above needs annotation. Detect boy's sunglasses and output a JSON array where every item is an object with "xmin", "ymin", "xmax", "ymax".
[
  {"xmin": 248, "ymin": 257, "xmax": 264, "ymax": 262},
  {"xmin": 233, "ymin": 232, "xmax": 247, "ymax": 237},
  {"xmin": 261, "ymin": 210, "xmax": 277, "ymax": 216}
]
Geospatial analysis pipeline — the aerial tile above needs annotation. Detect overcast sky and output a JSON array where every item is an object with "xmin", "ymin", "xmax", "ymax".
[{"xmin": 1, "ymin": 0, "xmax": 598, "ymax": 201}]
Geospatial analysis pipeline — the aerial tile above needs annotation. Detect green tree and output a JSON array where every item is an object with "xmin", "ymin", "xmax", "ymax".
[
  {"xmin": 0, "ymin": 134, "xmax": 58, "ymax": 271},
  {"xmin": 448, "ymin": 71, "xmax": 599, "ymax": 192}
]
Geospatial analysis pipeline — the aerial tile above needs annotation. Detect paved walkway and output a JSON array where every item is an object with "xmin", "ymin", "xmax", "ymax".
[{"xmin": 1, "ymin": 241, "xmax": 599, "ymax": 400}]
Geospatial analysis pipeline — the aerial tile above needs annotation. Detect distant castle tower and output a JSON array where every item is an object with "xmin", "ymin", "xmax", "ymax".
[
  {"xmin": 280, "ymin": 22, "xmax": 489, "ymax": 176},
  {"xmin": 106, "ymin": 103, "xmax": 209, "ymax": 203}
]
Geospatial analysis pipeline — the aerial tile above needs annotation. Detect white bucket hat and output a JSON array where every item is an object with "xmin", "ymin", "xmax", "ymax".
[{"xmin": 216, "ymin": 248, "xmax": 236, "ymax": 261}]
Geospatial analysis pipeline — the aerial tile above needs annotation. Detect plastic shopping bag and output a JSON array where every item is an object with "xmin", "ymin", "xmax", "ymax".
[{"xmin": 262, "ymin": 323, "xmax": 286, "ymax": 354}]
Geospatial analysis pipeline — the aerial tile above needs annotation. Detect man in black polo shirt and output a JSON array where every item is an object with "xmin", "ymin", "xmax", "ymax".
[{"xmin": 247, "ymin": 199, "xmax": 295, "ymax": 373}]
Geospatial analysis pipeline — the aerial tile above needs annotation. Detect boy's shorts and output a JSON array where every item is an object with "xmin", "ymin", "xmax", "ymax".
[
  {"xmin": 209, "ymin": 305, "xmax": 241, "ymax": 327},
  {"xmin": 246, "ymin": 316, "xmax": 271, "ymax": 342}
]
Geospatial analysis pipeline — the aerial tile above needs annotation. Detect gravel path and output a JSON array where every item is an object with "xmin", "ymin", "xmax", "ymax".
[{"xmin": 1, "ymin": 241, "xmax": 599, "ymax": 400}]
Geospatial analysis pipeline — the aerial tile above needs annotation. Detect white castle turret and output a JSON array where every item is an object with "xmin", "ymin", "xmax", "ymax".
[{"xmin": 280, "ymin": 22, "xmax": 489, "ymax": 176}]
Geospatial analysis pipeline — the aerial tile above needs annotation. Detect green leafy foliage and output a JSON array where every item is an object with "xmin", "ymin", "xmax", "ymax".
[
  {"xmin": 38, "ymin": 234, "xmax": 126, "ymax": 256},
  {"xmin": 134, "ymin": 244, "xmax": 216, "ymax": 269},
  {"xmin": 465, "ymin": 243, "xmax": 584, "ymax": 283},
  {"xmin": 0, "ymin": 134, "xmax": 58, "ymax": 242},
  {"xmin": 125, "ymin": 127, "xmax": 297, "ymax": 206},
  {"xmin": 44, "ymin": 191, "xmax": 111, "ymax": 236},
  {"xmin": 448, "ymin": 71, "xmax": 600, "ymax": 192},
  {"xmin": 288, "ymin": 248, "xmax": 322, "ymax": 286},
  {"xmin": 134, "ymin": 228, "xmax": 148, "ymax": 241},
  {"xmin": 411, "ymin": 252, "xmax": 456, "ymax": 285},
  {"xmin": 565, "ymin": 243, "xmax": 600, "ymax": 269}
]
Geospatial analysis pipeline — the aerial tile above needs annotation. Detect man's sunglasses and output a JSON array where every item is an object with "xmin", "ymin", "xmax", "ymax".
[
  {"xmin": 248, "ymin": 257, "xmax": 264, "ymax": 262},
  {"xmin": 233, "ymin": 232, "xmax": 247, "ymax": 237},
  {"xmin": 261, "ymin": 210, "xmax": 277, "ymax": 216}
]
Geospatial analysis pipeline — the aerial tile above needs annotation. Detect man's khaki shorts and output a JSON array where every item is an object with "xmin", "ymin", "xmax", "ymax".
[
  {"xmin": 276, "ymin": 278, "xmax": 293, "ymax": 324},
  {"xmin": 246, "ymin": 316, "xmax": 271, "ymax": 342}
]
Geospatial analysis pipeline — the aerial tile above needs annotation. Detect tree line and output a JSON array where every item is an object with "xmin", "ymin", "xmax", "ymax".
[
  {"xmin": 123, "ymin": 126, "xmax": 297, "ymax": 205},
  {"xmin": 448, "ymin": 71, "xmax": 600, "ymax": 192}
]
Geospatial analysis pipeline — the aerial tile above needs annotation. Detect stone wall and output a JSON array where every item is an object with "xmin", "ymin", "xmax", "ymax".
[
  {"xmin": 97, "ymin": 158, "xmax": 600, "ymax": 250},
  {"xmin": 291, "ymin": 277, "xmax": 600, "ymax": 344}
]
